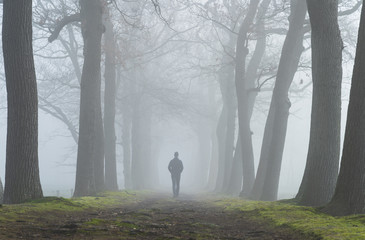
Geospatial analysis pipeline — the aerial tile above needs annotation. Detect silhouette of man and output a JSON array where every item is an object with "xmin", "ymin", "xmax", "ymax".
[{"xmin": 168, "ymin": 152, "xmax": 184, "ymax": 197}]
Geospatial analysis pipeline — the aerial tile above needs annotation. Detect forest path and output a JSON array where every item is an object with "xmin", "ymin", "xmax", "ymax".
[{"xmin": 0, "ymin": 192, "xmax": 306, "ymax": 239}]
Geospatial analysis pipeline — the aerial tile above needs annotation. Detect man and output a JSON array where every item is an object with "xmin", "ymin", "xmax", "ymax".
[{"xmin": 168, "ymin": 152, "xmax": 184, "ymax": 197}]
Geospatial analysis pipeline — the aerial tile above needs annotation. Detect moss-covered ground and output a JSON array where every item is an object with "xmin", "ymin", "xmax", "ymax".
[
  {"xmin": 213, "ymin": 197, "xmax": 365, "ymax": 239},
  {"xmin": 0, "ymin": 191, "xmax": 364, "ymax": 239}
]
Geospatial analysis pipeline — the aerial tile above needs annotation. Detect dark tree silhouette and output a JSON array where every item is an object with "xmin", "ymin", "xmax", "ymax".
[
  {"xmin": 324, "ymin": 2, "xmax": 365, "ymax": 216},
  {"xmin": 2, "ymin": 0, "xmax": 43, "ymax": 204},
  {"xmin": 296, "ymin": 0, "xmax": 342, "ymax": 207}
]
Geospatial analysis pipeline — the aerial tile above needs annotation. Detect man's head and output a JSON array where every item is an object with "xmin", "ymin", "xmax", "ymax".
[{"xmin": 174, "ymin": 152, "xmax": 179, "ymax": 158}]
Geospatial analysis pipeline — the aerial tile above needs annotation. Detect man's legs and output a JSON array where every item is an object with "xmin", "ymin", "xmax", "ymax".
[
  {"xmin": 171, "ymin": 175, "xmax": 177, "ymax": 197},
  {"xmin": 176, "ymin": 174, "xmax": 181, "ymax": 196}
]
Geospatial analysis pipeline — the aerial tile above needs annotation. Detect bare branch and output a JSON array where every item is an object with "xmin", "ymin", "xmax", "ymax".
[{"xmin": 48, "ymin": 13, "xmax": 81, "ymax": 43}]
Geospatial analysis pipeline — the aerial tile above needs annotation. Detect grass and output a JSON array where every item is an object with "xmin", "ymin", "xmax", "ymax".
[
  {"xmin": 212, "ymin": 197, "xmax": 365, "ymax": 240},
  {"xmin": 1, "ymin": 191, "xmax": 365, "ymax": 239},
  {"xmin": 0, "ymin": 190, "xmax": 144, "ymax": 223}
]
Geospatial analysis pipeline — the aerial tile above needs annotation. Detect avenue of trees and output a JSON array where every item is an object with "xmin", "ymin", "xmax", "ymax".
[{"xmin": 1, "ymin": 0, "xmax": 365, "ymax": 217}]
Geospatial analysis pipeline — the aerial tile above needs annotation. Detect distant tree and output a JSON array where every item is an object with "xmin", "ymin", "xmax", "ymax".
[
  {"xmin": 104, "ymin": 4, "xmax": 118, "ymax": 191},
  {"xmin": 296, "ymin": 0, "xmax": 342, "ymax": 206},
  {"xmin": 249, "ymin": 0, "xmax": 307, "ymax": 201},
  {"xmin": 323, "ymin": 2, "xmax": 365, "ymax": 216},
  {"xmin": 2, "ymin": 0, "xmax": 43, "ymax": 203}
]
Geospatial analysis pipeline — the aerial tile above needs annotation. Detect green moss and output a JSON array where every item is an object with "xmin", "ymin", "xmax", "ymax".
[
  {"xmin": 84, "ymin": 218, "xmax": 107, "ymax": 225},
  {"xmin": 0, "ymin": 190, "xmax": 144, "ymax": 224},
  {"xmin": 212, "ymin": 197, "xmax": 365, "ymax": 240}
]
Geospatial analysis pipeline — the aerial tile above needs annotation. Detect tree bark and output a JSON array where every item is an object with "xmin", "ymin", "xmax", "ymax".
[
  {"xmin": 250, "ymin": 0, "xmax": 307, "ymax": 201},
  {"xmin": 296, "ymin": 0, "xmax": 342, "ymax": 206},
  {"xmin": 3, "ymin": 0, "xmax": 43, "ymax": 204},
  {"xmin": 323, "ymin": 2, "xmax": 365, "ymax": 216},
  {"xmin": 74, "ymin": 0, "xmax": 105, "ymax": 197},
  {"xmin": 104, "ymin": 7, "xmax": 118, "ymax": 191}
]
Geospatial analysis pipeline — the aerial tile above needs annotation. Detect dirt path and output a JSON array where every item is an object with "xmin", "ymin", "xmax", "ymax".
[{"xmin": 0, "ymin": 193, "xmax": 307, "ymax": 239}]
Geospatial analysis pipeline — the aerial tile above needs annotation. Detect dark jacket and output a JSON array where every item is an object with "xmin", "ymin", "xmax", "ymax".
[{"xmin": 168, "ymin": 158, "xmax": 184, "ymax": 175}]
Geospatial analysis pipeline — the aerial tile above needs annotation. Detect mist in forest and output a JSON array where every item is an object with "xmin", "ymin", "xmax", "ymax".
[{"xmin": 0, "ymin": 0, "xmax": 363, "ymax": 215}]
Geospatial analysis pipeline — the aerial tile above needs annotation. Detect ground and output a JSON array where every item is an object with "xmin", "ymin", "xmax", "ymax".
[
  {"xmin": 0, "ymin": 192, "xmax": 307, "ymax": 240},
  {"xmin": 0, "ymin": 191, "xmax": 364, "ymax": 239}
]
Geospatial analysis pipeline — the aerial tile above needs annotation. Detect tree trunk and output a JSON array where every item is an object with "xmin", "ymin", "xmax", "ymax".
[
  {"xmin": 74, "ymin": 0, "xmax": 105, "ymax": 197},
  {"xmin": 207, "ymin": 82, "xmax": 219, "ymax": 190},
  {"xmin": 131, "ymin": 99, "xmax": 143, "ymax": 189},
  {"xmin": 3, "ymin": 0, "xmax": 43, "ymax": 204},
  {"xmin": 221, "ymin": 87, "xmax": 237, "ymax": 192},
  {"xmin": 296, "ymin": 0, "xmax": 342, "ymax": 206},
  {"xmin": 104, "ymin": 8, "xmax": 118, "ymax": 191},
  {"xmin": 250, "ymin": 0, "xmax": 307, "ymax": 201},
  {"xmin": 215, "ymin": 64, "xmax": 235, "ymax": 192},
  {"xmin": 236, "ymin": 0, "xmax": 271, "ymax": 197},
  {"xmin": 140, "ymin": 110, "xmax": 153, "ymax": 188},
  {"xmin": 122, "ymin": 106, "xmax": 132, "ymax": 189},
  {"xmin": 234, "ymin": 0, "xmax": 260, "ymax": 197},
  {"xmin": 226, "ymin": 137, "xmax": 243, "ymax": 195},
  {"xmin": 323, "ymin": 2, "xmax": 365, "ymax": 216}
]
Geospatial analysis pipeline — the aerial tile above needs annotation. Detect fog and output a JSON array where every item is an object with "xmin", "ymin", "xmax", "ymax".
[{"xmin": 0, "ymin": 0, "xmax": 361, "ymax": 205}]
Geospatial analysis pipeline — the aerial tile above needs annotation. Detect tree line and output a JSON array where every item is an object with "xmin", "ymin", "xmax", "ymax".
[{"xmin": 0, "ymin": 0, "xmax": 365, "ymax": 216}]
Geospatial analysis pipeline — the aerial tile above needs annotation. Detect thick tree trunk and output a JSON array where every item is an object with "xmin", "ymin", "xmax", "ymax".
[
  {"xmin": 3, "ymin": 0, "xmax": 43, "ymax": 204},
  {"xmin": 323, "ymin": 3, "xmax": 365, "ymax": 216},
  {"xmin": 250, "ymin": 0, "xmax": 307, "ymax": 201},
  {"xmin": 104, "ymin": 9, "xmax": 118, "ymax": 191},
  {"xmin": 74, "ymin": 0, "xmax": 105, "ymax": 197},
  {"xmin": 296, "ymin": 0, "xmax": 342, "ymax": 207}
]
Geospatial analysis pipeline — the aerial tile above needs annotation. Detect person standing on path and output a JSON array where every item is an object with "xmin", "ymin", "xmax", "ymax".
[{"xmin": 168, "ymin": 152, "xmax": 184, "ymax": 197}]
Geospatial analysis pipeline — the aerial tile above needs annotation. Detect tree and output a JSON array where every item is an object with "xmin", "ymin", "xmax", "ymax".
[
  {"xmin": 249, "ymin": 0, "xmax": 307, "ymax": 201},
  {"xmin": 104, "ymin": 5, "xmax": 119, "ymax": 191},
  {"xmin": 3, "ymin": 0, "xmax": 43, "ymax": 203},
  {"xmin": 296, "ymin": 0, "xmax": 342, "ymax": 207},
  {"xmin": 323, "ymin": 2, "xmax": 365, "ymax": 216},
  {"xmin": 233, "ymin": 0, "xmax": 271, "ymax": 197},
  {"xmin": 74, "ymin": 0, "xmax": 105, "ymax": 196}
]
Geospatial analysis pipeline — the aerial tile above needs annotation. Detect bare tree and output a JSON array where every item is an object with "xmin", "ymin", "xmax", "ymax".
[
  {"xmin": 74, "ymin": 0, "xmax": 105, "ymax": 196},
  {"xmin": 3, "ymin": 0, "xmax": 43, "ymax": 203},
  {"xmin": 296, "ymin": 0, "xmax": 342, "ymax": 207},
  {"xmin": 104, "ymin": 4, "xmax": 119, "ymax": 191},
  {"xmin": 323, "ymin": 2, "xmax": 365, "ymax": 216},
  {"xmin": 249, "ymin": 0, "xmax": 307, "ymax": 201}
]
